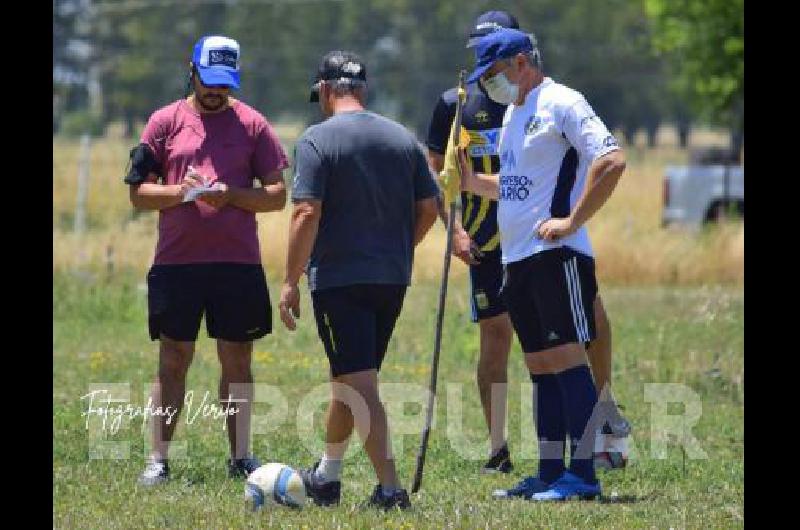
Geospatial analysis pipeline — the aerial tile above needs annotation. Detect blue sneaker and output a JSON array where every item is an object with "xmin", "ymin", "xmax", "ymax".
[
  {"xmin": 529, "ymin": 471, "xmax": 601, "ymax": 501},
  {"xmin": 492, "ymin": 475, "xmax": 550, "ymax": 499}
]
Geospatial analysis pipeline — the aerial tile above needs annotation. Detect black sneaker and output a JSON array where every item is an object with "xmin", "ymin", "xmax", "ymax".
[
  {"xmin": 481, "ymin": 444, "xmax": 513, "ymax": 474},
  {"xmin": 299, "ymin": 460, "xmax": 341, "ymax": 506},
  {"xmin": 227, "ymin": 455, "xmax": 261, "ymax": 478},
  {"xmin": 366, "ymin": 485, "xmax": 411, "ymax": 511},
  {"xmin": 138, "ymin": 456, "xmax": 169, "ymax": 486}
]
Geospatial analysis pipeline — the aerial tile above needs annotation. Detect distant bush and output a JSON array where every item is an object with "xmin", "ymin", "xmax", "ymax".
[{"xmin": 57, "ymin": 110, "xmax": 106, "ymax": 138}]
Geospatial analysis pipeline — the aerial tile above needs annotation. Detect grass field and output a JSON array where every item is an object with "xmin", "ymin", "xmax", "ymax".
[
  {"xmin": 54, "ymin": 126, "xmax": 743, "ymax": 528},
  {"xmin": 53, "ymin": 271, "xmax": 743, "ymax": 528}
]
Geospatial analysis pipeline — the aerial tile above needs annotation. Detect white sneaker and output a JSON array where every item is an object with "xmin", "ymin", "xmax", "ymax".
[{"xmin": 138, "ymin": 456, "xmax": 169, "ymax": 486}]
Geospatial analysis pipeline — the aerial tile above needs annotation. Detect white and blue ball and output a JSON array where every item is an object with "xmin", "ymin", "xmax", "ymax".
[{"xmin": 245, "ymin": 463, "xmax": 307, "ymax": 510}]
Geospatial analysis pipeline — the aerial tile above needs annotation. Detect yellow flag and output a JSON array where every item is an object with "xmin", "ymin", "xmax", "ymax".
[{"xmin": 437, "ymin": 122, "xmax": 471, "ymax": 205}]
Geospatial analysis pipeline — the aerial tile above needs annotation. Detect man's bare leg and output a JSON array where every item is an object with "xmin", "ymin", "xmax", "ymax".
[
  {"xmin": 216, "ymin": 339, "xmax": 254, "ymax": 461},
  {"xmin": 150, "ymin": 336, "xmax": 194, "ymax": 459},
  {"xmin": 476, "ymin": 313, "xmax": 513, "ymax": 455}
]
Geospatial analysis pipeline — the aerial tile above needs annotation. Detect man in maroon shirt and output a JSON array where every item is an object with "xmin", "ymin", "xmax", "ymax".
[{"xmin": 126, "ymin": 35, "xmax": 289, "ymax": 486}]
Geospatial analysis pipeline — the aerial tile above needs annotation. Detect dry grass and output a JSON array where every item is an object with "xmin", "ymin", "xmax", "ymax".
[{"xmin": 53, "ymin": 125, "xmax": 742, "ymax": 285}]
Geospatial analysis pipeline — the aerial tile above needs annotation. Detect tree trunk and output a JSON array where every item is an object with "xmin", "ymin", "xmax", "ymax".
[
  {"xmin": 623, "ymin": 125, "xmax": 637, "ymax": 146},
  {"xmin": 124, "ymin": 113, "xmax": 136, "ymax": 139},
  {"xmin": 646, "ymin": 124, "xmax": 659, "ymax": 148},
  {"xmin": 729, "ymin": 129, "xmax": 743, "ymax": 162},
  {"xmin": 677, "ymin": 122, "xmax": 690, "ymax": 149}
]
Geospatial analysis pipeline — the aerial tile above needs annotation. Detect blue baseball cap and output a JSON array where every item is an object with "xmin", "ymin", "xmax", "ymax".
[
  {"xmin": 466, "ymin": 10, "xmax": 519, "ymax": 48},
  {"xmin": 467, "ymin": 28, "xmax": 533, "ymax": 84},
  {"xmin": 191, "ymin": 35, "xmax": 241, "ymax": 89}
]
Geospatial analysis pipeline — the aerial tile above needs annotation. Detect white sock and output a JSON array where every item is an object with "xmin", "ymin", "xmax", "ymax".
[{"xmin": 314, "ymin": 455, "xmax": 342, "ymax": 483}]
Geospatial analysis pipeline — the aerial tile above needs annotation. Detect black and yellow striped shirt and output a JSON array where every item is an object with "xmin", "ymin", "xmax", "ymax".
[{"xmin": 426, "ymin": 82, "xmax": 507, "ymax": 252}]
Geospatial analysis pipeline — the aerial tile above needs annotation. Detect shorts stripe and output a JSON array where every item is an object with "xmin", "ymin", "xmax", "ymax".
[
  {"xmin": 564, "ymin": 258, "xmax": 587, "ymax": 342},
  {"xmin": 563, "ymin": 260, "xmax": 583, "ymax": 341},
  {"xmin": 569, "ymin": 258, "xmax": 590, "ymax": 341}
]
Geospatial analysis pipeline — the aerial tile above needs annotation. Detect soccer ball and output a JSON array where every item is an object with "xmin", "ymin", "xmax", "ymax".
[
  {"xmin": 245, "ymin": 463, "xmax": 307, "ymax": 510},
  {"xmin": 594, "ymin": 431, "xmax": 629, "ymax": 470}
]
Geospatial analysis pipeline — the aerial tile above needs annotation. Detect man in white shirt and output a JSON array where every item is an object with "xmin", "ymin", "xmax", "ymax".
[{"xmin": 460, "ymin": 27, "xmax": 627, "ymax": 501}]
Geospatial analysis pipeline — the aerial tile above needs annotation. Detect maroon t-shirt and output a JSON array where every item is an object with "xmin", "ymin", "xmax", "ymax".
[{"xmin": 141, "ymin": 99, "xmax": 289, "ymax": 265}]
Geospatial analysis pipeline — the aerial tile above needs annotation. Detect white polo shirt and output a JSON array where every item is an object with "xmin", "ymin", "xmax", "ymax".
[{"xmin": 496, "ymin": 77, "xmax": 620, "ymax": 264}]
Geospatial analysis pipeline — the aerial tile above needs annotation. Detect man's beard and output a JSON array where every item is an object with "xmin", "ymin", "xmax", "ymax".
[{"xmin": 198, "ymin": 93, "xmax": 227, "ymax": 112}]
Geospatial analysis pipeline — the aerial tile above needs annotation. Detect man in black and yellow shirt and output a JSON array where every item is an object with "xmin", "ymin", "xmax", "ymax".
[
  {"xmin": 427, "ymin": 10, "xmax": 631, "ymax": 476},
  {"xmin": 426, "ymin": 10, "xmax": 518, "ymax": 474}
]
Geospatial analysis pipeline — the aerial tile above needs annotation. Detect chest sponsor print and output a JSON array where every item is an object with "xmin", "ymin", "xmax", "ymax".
[{"xmin": 499, "ymin": 174, "xmax": 531, "ymax": 201}]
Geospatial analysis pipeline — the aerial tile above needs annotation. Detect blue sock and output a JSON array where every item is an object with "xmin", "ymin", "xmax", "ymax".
[
  {"xmin": 555, "ymin": 364, "xmax": 599, "ymax": 484},
  {"xmin": 531, "ymin": 373, "xmax": 566, "ymax": 484}
]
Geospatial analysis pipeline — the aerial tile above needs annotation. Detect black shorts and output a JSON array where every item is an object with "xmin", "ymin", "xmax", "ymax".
[
  {"xmin": 501, "ymin": 247, "xmax": 597, "ymax": 354},
  {"xmin": 311, "ymin": 284, "xmax": 407, "ymax": 377},
  {"xmin": 469, "ymin": 249, "xmax": 507, "ymax": 322},
  {"xmin": 147, "ymin": 263, "xmax": 272, "ymax": 342}
]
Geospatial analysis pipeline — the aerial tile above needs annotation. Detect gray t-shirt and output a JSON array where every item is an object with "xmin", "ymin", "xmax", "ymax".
[{"xmin": 291, "ymin": 110, "xmax": 439, "ymax": 292}]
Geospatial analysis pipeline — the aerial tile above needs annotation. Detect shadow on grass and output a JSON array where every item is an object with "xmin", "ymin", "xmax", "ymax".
[{"xmin": 597, "ymin": 493, "xmax": 656, "ymax": 504}]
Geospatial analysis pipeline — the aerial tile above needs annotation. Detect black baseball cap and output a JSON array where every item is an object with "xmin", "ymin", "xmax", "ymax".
[
  {"xmin": 467, "ymin": 10, "xmax": 520, "ymax": 48},
  {"xmin": 308, "ymin": 50, "xmax": 368, "ymax": 103}
]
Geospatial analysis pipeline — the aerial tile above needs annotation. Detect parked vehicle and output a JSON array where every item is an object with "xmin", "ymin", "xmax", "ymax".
[{"xmin": 662, "ymin": 147, "xmax": 743, "ymax": 226}]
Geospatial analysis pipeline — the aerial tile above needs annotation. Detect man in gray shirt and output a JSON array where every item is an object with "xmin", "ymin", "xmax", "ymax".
[{"xmin": 279, "ymin": 50, "xmax": 439, "ymax": 510}]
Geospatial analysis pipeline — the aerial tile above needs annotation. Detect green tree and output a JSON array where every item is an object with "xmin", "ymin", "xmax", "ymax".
[{"xmin": 644, "ymin": 0, "xmax": 744, "ymax": 151}]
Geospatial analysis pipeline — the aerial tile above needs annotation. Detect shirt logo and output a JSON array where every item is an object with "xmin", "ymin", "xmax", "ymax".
[
  {"xmin": 467, "ymin": 128, "xmax": 501, "ymax": 157},
  {"xmin": 603, "ymin": 135, "xmax": 619, "ymax": 148},
  {"xmin": 525, "ymin": 115, "xmax": 543, "ymax": 135},
  {"xmin": 475, "ymin": 110, "xmax": 490, "ymax": 124},
  {"xmin": 500, "ymin": 149, "xmax": 516, "ymax": 170}
]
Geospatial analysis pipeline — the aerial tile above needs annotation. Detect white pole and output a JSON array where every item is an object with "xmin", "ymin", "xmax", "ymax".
[{"xmin": 75, "ymin": 134, "xmax": 91, "ymax": 235}]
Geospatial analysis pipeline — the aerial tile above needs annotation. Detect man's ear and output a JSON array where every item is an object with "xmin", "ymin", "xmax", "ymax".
[{"xmin": 319, "ymin": 81, "xmax": 329, "ymax": 104}]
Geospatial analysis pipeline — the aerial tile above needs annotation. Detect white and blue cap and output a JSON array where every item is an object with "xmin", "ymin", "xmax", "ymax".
[{"xmin": 191, "ymin": 35, "xmax": 241, "ymax": 89}]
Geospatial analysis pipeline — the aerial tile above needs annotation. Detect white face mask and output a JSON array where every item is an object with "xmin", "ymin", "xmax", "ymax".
[{"xmin": 482, "ymin": 71, "xmax": 519, "ymax": 105}]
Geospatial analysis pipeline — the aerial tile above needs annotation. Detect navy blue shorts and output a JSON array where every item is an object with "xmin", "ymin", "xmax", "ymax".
[
  {"xmin": 501, "ymin": 247, "xmax": 597, "ymax": 353},
  {"xmin": 311, "ymin": 284, "xmax": 407, "ymax": 377},
  {"xmin": 147, "ymin": 263, "xmax": 272, "ymax": 342},
  {"xmin": 469, "ymin": 249, "xmax": 507, "ymax": 322}
]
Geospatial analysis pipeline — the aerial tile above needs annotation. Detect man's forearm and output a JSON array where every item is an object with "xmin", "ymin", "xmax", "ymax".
[
  {"xmin": 436, "ymin": 193, "xmax": 466, "ymax": 232},
  {"xmin": 464, "ymin": 173, "xmax": 500, "ymax": 200},
  {"xmin": 284, "ymin": 204, "xmax": 320, "ymax": 285},
  {"xmin": 413, "ymin": 198, "xmax": 439, "ymax": 246},
  {"xmin": 569, "ymin": 152, "xmax": 626, "ymax": 228},
  {"xmin": 130, "ymin": 183, "xmax": 183, "ymax": 211},
  {"xmin": 228, "ymin": 183, "xmax": 287, "ymax": 213}
]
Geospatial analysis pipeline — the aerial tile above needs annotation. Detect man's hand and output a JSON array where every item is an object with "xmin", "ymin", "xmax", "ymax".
[
  {"xmin": 456, "ymin": 147, "xmax": 499, "ymax": 199},
  {"xmin": 279, "ymin": 282, "xmax": 301, "ymax": 330},
  {"xmin": 453, "ymin": 228, "xmax": 481, "ymax": 265},
  {"xmin": 197, "ymin": 181, "xmax": 230, "ymax": 209},
  {"xmin": 537, "ymin": 216, "xmax": 577, "ymax": 242},
  {"xmin": 178, "ymin": 167, "xmax": 205, "ymax": 199},
  {"xmin": 457, "ymin": 147, "xmax": 474, "ymax": 191}
]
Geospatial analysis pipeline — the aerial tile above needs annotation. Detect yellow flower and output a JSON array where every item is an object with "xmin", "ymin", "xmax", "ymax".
[
  {"xmin": 89, "ymin": 351, "xmax": 109, "ymax": 371},
  {"xmin": 254, "ymin": 351, "xmax": 274, "ymax": 364}
]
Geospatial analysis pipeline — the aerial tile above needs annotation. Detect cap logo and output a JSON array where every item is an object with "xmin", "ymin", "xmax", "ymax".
[
  {"xmin": 476, "ymin": 21, "xmax": 503, "ymax": 32},
  {"xmin": 341, "ymin": 61, "xmax": 362, "ymax": 75},
  {"xmin": 208, "ymin": 49, "xmax": 237, "ymax": 68}
]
